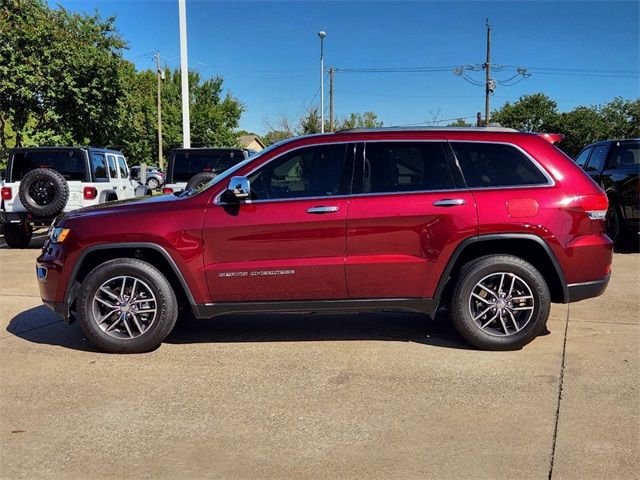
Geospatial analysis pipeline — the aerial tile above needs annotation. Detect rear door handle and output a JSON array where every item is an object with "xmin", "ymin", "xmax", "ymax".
[
  {"xmin": 433, "ymin": 199, "xmax": 466, "ymax": 207},
  {"xmin": 307, "ymin": 206, "xmax": 339, "ymax": 214}
]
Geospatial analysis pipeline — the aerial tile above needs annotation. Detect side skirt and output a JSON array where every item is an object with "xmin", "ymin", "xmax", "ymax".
[{"xmin": 192, "ymin": 298, "xmax": 436, "ymax": 319}]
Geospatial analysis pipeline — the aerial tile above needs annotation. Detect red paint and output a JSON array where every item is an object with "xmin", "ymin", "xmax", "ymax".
[{"xmin": 37, "ymin": 129, "xmax": 612, "ymax": 307}]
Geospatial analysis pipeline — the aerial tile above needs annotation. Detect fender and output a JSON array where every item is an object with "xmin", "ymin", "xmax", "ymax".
[
  {"xmin": 433, "ymin": 233, "xmax": 569, "ymax": 305},
  {"xmin": 64, "ymin": 242, "xmax": 197, "ymax": 306}
]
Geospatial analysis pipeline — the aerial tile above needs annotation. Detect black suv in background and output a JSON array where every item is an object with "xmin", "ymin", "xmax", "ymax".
[
  {"xmin": 162, "ymin": 148, "xmax": 249, "ymax": 193},
  {"xmin": 575, "ymin": 139, "xmax": 640, "ymax": 246}
]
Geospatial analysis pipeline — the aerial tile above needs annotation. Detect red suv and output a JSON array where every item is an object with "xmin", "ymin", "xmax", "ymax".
[{"xmin": 37, "ymin": 127, "xmax": 612, "ymax": 353}]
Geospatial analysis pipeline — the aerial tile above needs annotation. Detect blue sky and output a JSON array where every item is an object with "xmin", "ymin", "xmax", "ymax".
[{"xmin": 54, "ymin": 0, "xmax": 639, "ymax": 135}]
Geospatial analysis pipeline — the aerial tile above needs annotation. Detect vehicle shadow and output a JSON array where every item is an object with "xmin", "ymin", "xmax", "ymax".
[{"xmin": 6, "ymin": 306, "xmax": 473, "ymax": 352}]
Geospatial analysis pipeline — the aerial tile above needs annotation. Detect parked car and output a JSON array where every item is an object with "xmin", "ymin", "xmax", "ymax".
[
  {"xmin": 574, "ymin": 139, "xmax": 639, "ymax": 246},
  {"xmin": 130, "ymin": 165, "xmax": 165, "ymax": 189},
  {"xmin": 37, "ymin": 127, "xmax": 612, "ymax": 353},
  {"xmin": 162, "ymin": 148, "xmax": 249, "ymax": 193},
  {"xmin": 1, "ymin": 147, "xmax": 141, "ymax": 248}
]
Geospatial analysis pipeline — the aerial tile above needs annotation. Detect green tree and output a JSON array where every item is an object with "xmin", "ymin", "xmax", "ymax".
[
  {"xmin": 491, "ymin": 93, "xmax": 559, "ymax": 132},
  {"xmin": 336, "ymin": 111, "xmax": 383, "ymax": 130},
  {"xmin": 0, "ymin": 0, "xmax": 127, "ymax": 150},
  {"xmin": 262, "ymin": 130, "xmax": 291, "ymax": 146},
  {"xmin": 448, "ymin": 118, "xmax": 473, "ymax": 127}
]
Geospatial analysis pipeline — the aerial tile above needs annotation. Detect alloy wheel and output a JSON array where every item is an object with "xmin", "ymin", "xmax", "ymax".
[
  {"xmin": 468, "ymin": 272, "xmax": 535, "ymax": 337},
  {"xmin": 92, "ymin": 275, "xmax": 158, "ymax": 339}
]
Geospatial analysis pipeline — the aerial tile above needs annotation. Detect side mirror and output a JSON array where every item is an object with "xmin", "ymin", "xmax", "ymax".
[{"xmin": 226, "ymin": 176, "xmax": 251, "ymax": 200}]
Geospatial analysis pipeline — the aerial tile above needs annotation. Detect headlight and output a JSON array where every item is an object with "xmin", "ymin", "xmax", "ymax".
[{"xmin": 49, "ymin": 227, "xmax": 70, "ymax": 244}]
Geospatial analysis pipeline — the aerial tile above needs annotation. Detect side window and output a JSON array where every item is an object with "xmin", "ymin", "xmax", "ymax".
[
  {"xmin": 584, "ymin": 145, "xmax": 608, "ymax": 172},
  {"xmin": 607, "ymin": 143, "xmax": 639, "ymax": 169},
  {"xmin": 248, "ymin": 144, "xmax": 349, "ymax": 200},
  {"xmin": 575, "ymin": 148, "xmax": 593, "ymax": 168},
  {"xmin": 451, "ymin": 142, "xmax": 549, "ymax": 188},
  {"xmin": 107, "ymin": 155, "xmax": 118, "ymax": 178},
  {"xmin": 117, "ymin": 156, "xmax": 128, "ymax": 179},
  {"xmin": 363, "ymin": 142, "xmax": 454, "ymax": 193},
  {"xmin": 91, "ymin": 153, "xmax": 108, "ymax": 181}
]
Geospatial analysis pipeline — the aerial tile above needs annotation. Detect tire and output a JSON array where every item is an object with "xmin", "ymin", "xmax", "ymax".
[
  {"xmin": 18, "ymin": 168, "xmax": 69, "ymax": 217},
  {"xmin": 76, "ymin": 258, "xmax": 178, "ymax": 353},
  {"xmin": 449, "ymin": 255, "xmax": 551, "ymax": 351},
  {"xmin": 186, "ymin": 172, "xmax": 216, "ymax": 190},
  {"xmin": 3, "ymin": 222, "xmax": 33, "ymax": 248},
  {"xmin": 606, "ymin": 203, "xmax": 624, "ymax": 248},
  {"xmin": 146, "ymin": 177, "xmax": 159, "ymax": 189}
]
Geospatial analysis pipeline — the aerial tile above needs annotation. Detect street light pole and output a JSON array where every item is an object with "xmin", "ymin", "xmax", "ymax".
[
  {"xmin": 318, "ymin": 30, "xmax": 326, "ymax": 133},
  {"xmin": 178, "ymin": 0, "xmax": 191, "ymax": 148}
]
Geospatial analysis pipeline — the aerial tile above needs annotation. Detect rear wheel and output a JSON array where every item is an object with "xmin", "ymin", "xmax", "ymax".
[
  {"xmin": 76, "ymin": 258, "xmax": 178, "ymax": 353},
  {"xmin": 606, "ymin": 202, "xmax": 624, "ymax": 247},
  {"xmin": 449, "ymin": 255, "xmax": 550, "ymax": 350},
  {"xmin": 146, "ymin": 177, "xmax": 159, "ymax": 189},
  {"xmin": 3, "ymin": 222, "xmax": 33, "ymax": 248}
]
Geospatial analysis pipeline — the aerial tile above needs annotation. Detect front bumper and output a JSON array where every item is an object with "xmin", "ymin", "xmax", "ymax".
[
  {"xmin": 567, "ymin": 275, "xmax": 610, "ymax": 302},
  {"xmin": 42, "ymin": 300, "xmax": 72, "ymax": 323}
]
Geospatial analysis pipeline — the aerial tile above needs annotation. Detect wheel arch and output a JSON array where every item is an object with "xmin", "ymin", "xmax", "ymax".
[
  {"xmin": 435, "ymin": 234, "xmax": 568, "ymax": 308},
  {"xmin": 66, "ymin": 243, "xmax": 196, "ymax": 311}
]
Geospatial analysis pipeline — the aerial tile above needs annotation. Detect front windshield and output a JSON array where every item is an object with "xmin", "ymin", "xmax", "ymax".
[{"xmin": 179, "ymin": 139, "xmax": 293, "ymax": 197}]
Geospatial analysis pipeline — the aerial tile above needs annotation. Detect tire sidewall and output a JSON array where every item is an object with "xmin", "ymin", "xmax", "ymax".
[
  {"xmin": 186, "ymin": 172, "xmax": 216, "ymax": 190},
  {"xmin": 452, "ymin": 257, "xmax": 550, "ymax": 350},
  {"xmin": 606, "ymin": 204, "xmax": 622, "ymax": 246},
  {"xmin": 77, "ymin": 259, "xmax": 177, "ymax": 353}
]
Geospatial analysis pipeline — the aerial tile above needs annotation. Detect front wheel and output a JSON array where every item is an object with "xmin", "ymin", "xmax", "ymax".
[
  {"xmin": 146, "ymin": 177, "xmax": 159, "ymax": 189},
  {"xmin": 449, "ymin": 255, "xmax": 550, "ymax": 350},
  {"xmin": 76, "ymin": 258, "xmax": 178, "ymax": 353}
]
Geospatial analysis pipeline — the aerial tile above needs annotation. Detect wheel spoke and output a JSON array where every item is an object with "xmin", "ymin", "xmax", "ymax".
[
  {"xmin": 473, "ymin": 305, "xmax": 494, "ymax": 321},
  {"xmin": 120, "ymin": 277, "xmax": 127, "ymax": 299},
  {"xmin": 130, "ymin": 313, "xmax": 144, "ymax": 333},
  {"xmin": 498, "ymin": 273, "xmax": 505, "ymax": 295},
  {"xmin": 130, "ymin": 279, "xmax": 138, "ymax": 300},
  {"xmin": 481, "ymin": 312, "xmax": 499, "ymax": 328},
  {"xmin": 477, "ymin": 283, "xmax": 498, "ymax": 298},
  {"xmin": 122, "ymin": 317, "xmax": 134, "ymax": 338},
  {"xmin": 498, "ymin": 311, "xmax": 510, "ymax": 335},
  {"xmin": 97, "ymin": 309, "xmax": 118, "ymax": 325},
  {"xmin": 99, "ymin": 287, "xmax": 120, "ymax": 302},
  {"xmin": 95, "ymin": 296, "xmax": 118, "ymax": 309},
  {"xmin": 510, "ymin": 295, "xmax": 533, "ymax": 301},
  {"xmin": 135, "ymin": 308, "xmax": 156, "ymax": 314},
  {"xmin": 512, "ymin": 306, "xmax": 534, "ymax": 311},
  {"xmin": 508, "ymin": 274, "xmax": 517, "ymax": 296},
  {"xmin": 506, "ymin": 309, "xmax": 521, "ymax": 332},
  {"xmin": 105, "ymin": 313, "xmax": 124, "ymax": 332},
  {"xmin": 471, "ymin": 292, "xmax": 492, "ymax": 304}
]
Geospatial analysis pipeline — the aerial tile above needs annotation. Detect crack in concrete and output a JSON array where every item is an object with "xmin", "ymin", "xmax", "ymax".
[{"xmin": 548, "ymin": 303, "xmax": 570, "ymax": 479}]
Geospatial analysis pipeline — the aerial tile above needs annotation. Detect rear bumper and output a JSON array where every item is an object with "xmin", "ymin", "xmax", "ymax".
[
  {"xmin": 567, "ymin": 275, "xmax": 610, "ymax": 303},
  {"xmin": 0, "ymin": 210, "xmax": 56, "ymax": 226}
]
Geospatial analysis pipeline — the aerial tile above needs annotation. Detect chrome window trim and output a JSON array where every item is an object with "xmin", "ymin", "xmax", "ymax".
[{"xmin": 214, "ymin": 138, "xmax": 556, "ymax": 206}]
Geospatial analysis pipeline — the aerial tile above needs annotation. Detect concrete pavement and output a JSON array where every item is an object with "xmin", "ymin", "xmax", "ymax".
[{"xmin": 0, "ymin": 239, "xmax": 638, "ymax": 479}]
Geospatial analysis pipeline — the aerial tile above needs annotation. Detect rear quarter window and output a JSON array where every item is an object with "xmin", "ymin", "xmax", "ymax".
[
  {"xmin": 171, "ymin": 150, "xmax": 245, "ymax": 182},
  {"xmin": 607, "ymin": 142, "xmax": 640, "ymax": 169},
  {"xmin": 451, "ymin": 142, "xmax": 549, "ymax": 188}
]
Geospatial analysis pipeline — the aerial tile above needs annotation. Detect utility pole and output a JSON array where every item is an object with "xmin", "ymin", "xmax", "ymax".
[
  {"xmin": 329, "ymin": 67, "xmax": 335, "ymax": 132},
  {"xmin": 154, "ymin": 52, "xmax": 164, "ymax": 169},
  {"xmin": 484, "ymin": 19, "xmax": 491, "ymax": 126},
  {"xmin": 178, "ymin": 0, "xmax": 191, "ymax": 148}
]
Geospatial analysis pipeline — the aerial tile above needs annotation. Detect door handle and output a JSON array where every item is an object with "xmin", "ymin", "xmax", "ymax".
[
  {"xmin": 306, "ymin": 206, "xmax": 339, "ymax": 214},
  {"xmin": 433, "ymin": 199, "xmax": 466, "ymax": 207}
]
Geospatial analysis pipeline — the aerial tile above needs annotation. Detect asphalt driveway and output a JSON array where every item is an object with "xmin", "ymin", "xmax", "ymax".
[{"xmin": 0, "ymin": 237, "xmax": 638, "ymax": 479}]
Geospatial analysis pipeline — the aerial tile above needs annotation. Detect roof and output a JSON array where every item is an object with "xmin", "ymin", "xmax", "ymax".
[
  {"xmin": 336, "ymin": 126, "xmax": 519, "ymax": 134},
  {"xmin": 10, "ymin": 146, "xmax": 123, "ymax": 154},
  {"xmin": 238, "ymin": 134, "xmax": 266, "ymax": 149}
]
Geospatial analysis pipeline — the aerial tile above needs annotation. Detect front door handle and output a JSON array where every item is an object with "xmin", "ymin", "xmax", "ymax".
[
  {"xmin": 307, "ymin": 206, "xmax": 339, "ymax": 214},
  {"xmin": 433, "ymin": 199, "xmax": 466, "ymax": 207}
]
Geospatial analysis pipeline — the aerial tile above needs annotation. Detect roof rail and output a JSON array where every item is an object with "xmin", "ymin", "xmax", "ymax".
[{"xmin": 335, "ymin": 126, "xmax": 519, "ymax": 134}]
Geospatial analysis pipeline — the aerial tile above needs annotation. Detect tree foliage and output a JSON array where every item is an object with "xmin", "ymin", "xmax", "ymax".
[
  {"xmin": 0, "ymin": 0, "xmax": 244, "ymax": 166},
  {"xmin": 492, "ymin": 94, "xmax": 640, "ymax": 157}
]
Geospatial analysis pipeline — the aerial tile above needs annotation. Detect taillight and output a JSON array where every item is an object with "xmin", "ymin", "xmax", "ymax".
[
  {"xmin": 1, "ymin": 187, "xmax": 11, "ymax": 200},
  {"xmin": 576, "ymin": 193, "xmax": 608, "ymax": 220},
  {"xmin": 83, "ymin": 187, "xmax": 97, "ymax": 200},
  {"xmin": 163, "ymin": 187, "xmax": 173, "ymax": 194}
]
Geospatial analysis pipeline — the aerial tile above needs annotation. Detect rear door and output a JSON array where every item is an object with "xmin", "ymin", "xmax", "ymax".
[
  {"xmin": 583, "ymin": 144, "xmax": 610, "ymax": 184},
  {"xmin": 116, "ymin": 155, "xmax": 135, "ymax": 199},
  {"xmin": 345, "ymin": 140, "xmax": 476, "ymax": 299},
  {"xmin": 202, "ymin": 142, "xmax": 354, "ymax": 302}
]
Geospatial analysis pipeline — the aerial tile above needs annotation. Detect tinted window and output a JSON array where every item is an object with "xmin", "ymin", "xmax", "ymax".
[
  {"xmin": 172, "ymin": 150, "xmax": 244, "ymax": 182},
  {"xmin": 11, "ymin": 150, "xmax": 85, "ymax": 181},
  {"xmin": 117, "ymin": 156, "xmax": 128, "ymax": 178},
  {"xmin": 575, "ymin": 148, "xmax": 592, "ymax": 168},
  {"xmin": 91, "ymin": 153, "xmax": 108, "ymax": 181},
  {"xmin": 451, "ymin": 142, "xmax": 548, "ymax": 187},
  {"xmin": 585, "ymin": 145, "xmax": 608, "ymax": 172},
  {"xmin": 249, "ymin": 144, "xmax": 348, "ymax": 200},
  {"xmin": 363, "ymin": 142, "xmax": 454, "ymax": 193},
  {"xmin": 107, "ymin": 155, "xmax": 118, "ymax": 178},
  {"xmin": 607, "ymin": 142, "xmax": 640, "ymax": 169}
]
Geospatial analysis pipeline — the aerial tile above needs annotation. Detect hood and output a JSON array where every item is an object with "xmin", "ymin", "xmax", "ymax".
[{"xmin": 58, "ymin": 194, "xmax": 180, "ymax": 221}]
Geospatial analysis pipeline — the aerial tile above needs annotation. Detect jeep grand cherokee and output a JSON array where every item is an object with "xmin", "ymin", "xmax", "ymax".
[{"xmin": 37, "ymin": 127, "xmax": 612, "ymax": 353}]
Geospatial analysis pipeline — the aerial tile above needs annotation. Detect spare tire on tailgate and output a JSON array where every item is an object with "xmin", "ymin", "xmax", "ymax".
[
  {"xmin": 18, "ymin": 168, "xmax": 69, "ymax": 217},
  {"xmin": 186, "ymin": 172, "xmax": 216, "ymax": 190}
]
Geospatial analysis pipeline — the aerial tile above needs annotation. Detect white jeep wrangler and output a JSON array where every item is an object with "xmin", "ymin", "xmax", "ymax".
[{"xmin": 1, "ymin": 147, "xmax": 144, "ymax": 248}]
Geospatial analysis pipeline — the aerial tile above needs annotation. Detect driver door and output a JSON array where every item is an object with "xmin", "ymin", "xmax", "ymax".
[{"xmin": 202, "ymin": 143, "xmax": 354, "ymax": 302}]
